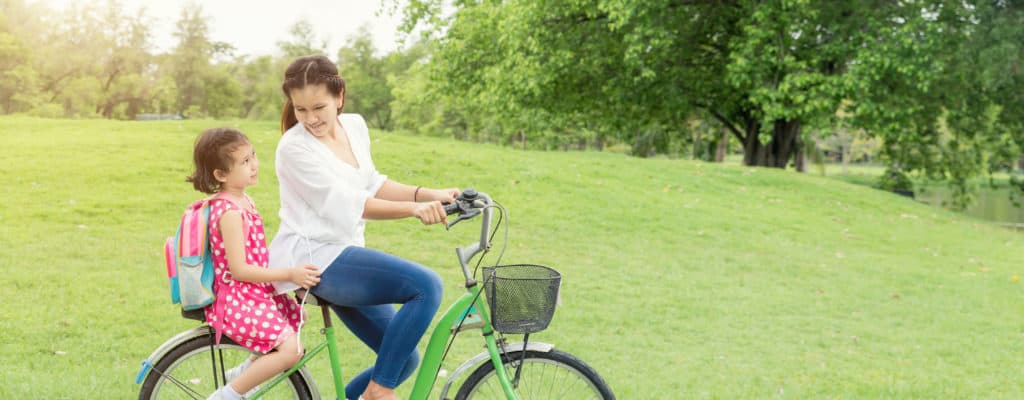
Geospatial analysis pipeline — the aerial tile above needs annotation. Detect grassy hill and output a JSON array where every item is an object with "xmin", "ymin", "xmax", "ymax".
[{"xmin": 1, "ymin": 116, "xmax": 1021, "ymax": 399}]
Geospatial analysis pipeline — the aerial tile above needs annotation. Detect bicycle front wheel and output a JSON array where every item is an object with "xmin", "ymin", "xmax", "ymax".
[
  {"xmin": 455, "ymin": 349, "xmax": 614, "ymax": 400},
  {"xmin": 138, "ymin": 332, "xmax": 314, "ymax": 400}
]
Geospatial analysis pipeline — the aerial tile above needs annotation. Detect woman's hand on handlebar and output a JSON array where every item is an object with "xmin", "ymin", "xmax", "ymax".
[
  {"xmin": 413, "ymin": 201, "xmax": 448, "ymax": 226},
  {"xmin": 289, "ymin": 264, "xmax": 321, "ymax": 289}
]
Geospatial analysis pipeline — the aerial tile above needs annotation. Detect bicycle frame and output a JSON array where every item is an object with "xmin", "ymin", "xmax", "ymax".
[{"xmin": 248, "ymin": 191, "xmax": 520, "ymax": 400}]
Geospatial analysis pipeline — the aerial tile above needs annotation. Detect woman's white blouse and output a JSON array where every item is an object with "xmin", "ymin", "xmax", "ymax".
[{"xmin": 268, "ymin": 114, "xmax": 386, "ymax": 293}]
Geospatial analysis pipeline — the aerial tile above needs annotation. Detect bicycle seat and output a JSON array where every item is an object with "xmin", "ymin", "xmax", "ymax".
[
  {"xmin": 294, "ymin": 289, "xmax": 323, "ymax": 306},
  {"xmin": 181, "ymin": 308, "xmax": 206, "ymax": 322}
]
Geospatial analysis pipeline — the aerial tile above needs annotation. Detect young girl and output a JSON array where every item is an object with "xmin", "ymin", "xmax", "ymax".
[{"xmin": 186, "ymin": 127, "xmax": 321, "ymax": 400}]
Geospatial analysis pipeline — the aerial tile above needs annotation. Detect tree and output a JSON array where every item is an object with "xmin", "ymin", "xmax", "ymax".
[
  {"xmin": 337, "ymin": 25, "xmax": 389, "ymax": 127},
  {"xmin": 398, "ymin": 0, "xmax": 972, "ymax": 169},
  {"xmin": 237, "ymin": 55, "xmax": 286, "ymax": 120},
  {"xmin": 90, "ymin": 0, "xmax": 155, "ymax": 119},
  {"xmin": 34, "ymin": 2, "xmax": 107, "ymax": 116},
  {"xmin": 944, "ymin": 1, "xmax": 1024, "ymax": 204},
  {"xmin": 338, "ymin": 25, "xmax": 429, "ymax": 129},
  {"xmin": 0, "ymin": 12, "xmax": 40, "ymax": 113},
  {"xmin": 168, "ymin": 2, "xmax": 233, "ymax": 116},
  {"xmin": 277, "ymin": 19, "xmax": 328, "ymax": 59}
]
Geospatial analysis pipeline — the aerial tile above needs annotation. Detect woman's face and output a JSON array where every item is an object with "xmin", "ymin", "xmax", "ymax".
[{"xmin": 290, "ymin": 84, "xmax": 343, "ymax": 137}]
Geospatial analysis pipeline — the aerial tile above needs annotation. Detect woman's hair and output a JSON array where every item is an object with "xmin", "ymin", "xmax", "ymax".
[
  {"xmin": 280, "ymin": 55, "xmax": 347, "ymax": 133},
  {"xmin": 186, "ymin": 127, "xmax": 251, "ymax": 194}
]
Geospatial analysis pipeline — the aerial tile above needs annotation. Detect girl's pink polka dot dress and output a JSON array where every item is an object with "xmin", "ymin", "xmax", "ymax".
[{"xmin": 204, "ymin": 196, "xmax": 302, "ymax": 353}]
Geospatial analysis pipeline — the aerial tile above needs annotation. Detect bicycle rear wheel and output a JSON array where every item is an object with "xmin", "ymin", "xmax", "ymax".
[
  {"xmin": 138, "ymin": 332, "xmax": 313, "ymax": 400},
  {"xmin": 455, "ymin": 349, "xmax": 614, "ymax": 400}
]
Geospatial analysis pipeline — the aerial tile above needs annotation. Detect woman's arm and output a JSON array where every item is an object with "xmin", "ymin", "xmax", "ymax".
[
  {"xmin": 375, "ymin": 179, "xmax": 460, "ymax": 204},
  {"xmin": 362, "ymin": 197, "xmax": 448, "ymax": 225},
  {"xmin": 220, "ymin": 210, "xmax": 321, "ymax": 288}
]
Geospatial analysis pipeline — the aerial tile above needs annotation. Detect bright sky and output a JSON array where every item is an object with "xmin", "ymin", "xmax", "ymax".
[{"xmin": 42, "ymin": 0, "xmax": 407, "ymax": 56}]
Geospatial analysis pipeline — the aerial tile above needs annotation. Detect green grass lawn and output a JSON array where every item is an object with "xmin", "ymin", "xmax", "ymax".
[{"xmin": 1, "ymin": 116, "xmax": 1022, "ymax": 399}]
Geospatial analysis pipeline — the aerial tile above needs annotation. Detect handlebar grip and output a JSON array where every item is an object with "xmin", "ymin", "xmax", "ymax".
[{"xmin": 444, "ymin": 202, "xmax": 460, "ymax": 215}]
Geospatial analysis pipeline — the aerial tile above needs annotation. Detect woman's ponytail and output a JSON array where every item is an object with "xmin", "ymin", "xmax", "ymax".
[{"xmin": 280, "ymin": 98, "xmax": 297, "ymax": 134}]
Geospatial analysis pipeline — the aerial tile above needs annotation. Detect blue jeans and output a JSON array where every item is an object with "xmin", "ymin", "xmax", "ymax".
[{"xmin": 309, "ymin": 246, "xmax": 443, "ymax": 399}]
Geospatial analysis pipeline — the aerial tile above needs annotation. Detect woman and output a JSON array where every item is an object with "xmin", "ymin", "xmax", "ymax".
[{"xmin": 268, "ymin": 55, "xmax": 458, "ymax": 400}]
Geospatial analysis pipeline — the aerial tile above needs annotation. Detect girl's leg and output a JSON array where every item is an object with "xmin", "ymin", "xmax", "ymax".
[
  {"xmin": 310, "ymin": 247, "xmax": 443, "ymax": 393},
  {"xmin": 331, "ymin": 304, "xmax": 421, "ymax": 400},
  {"xmin": 227, "ymin": 333, "xmax": 303, "ymax": 394}
]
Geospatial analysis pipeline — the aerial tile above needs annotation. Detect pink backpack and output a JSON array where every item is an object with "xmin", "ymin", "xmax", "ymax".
[{"xmin": 164, "ymin": 198, "xmax": 217, "ymax": 311}]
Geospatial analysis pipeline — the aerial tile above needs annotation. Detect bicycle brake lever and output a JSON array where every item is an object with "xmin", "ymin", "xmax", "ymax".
[{"xmin": 445, "ymin": 209, "xmax": 481, "ymax": 230}]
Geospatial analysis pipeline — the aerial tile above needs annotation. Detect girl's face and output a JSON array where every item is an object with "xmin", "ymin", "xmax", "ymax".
[
  {"xmin": 289, "ymin": 84, "xmax": 343, "ymax": 137},
  {"xmin": 216, "ymin": 142, "xmax": 259, "ymax": 190}
]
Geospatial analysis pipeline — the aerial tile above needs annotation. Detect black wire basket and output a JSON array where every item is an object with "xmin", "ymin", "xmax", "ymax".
[{"xmin": 482, "ymin": 264, "xmax": 561, "ymax": 334}]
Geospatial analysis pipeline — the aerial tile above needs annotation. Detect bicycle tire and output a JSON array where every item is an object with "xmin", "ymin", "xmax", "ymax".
[
  {"xmin": 454, "ymin": 349, "xmax": 615, "ymax": 400},
  {"xmin": 138, "ymin": 332, "xmax": 314, "ymax": 400}
]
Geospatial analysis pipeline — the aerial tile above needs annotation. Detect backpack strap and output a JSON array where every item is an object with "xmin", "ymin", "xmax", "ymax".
[{"xmin": 175, "ymin": 198, "xmax": 213, "ymax": 261}]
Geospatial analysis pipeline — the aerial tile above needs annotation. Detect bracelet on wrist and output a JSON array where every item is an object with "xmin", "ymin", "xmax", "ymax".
[{"xmin": 414, "ymin": 186, "xmax": 422, "ymax": 202}]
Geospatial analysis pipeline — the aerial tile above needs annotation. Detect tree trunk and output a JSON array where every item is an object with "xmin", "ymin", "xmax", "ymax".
[
  {"xmin": 715, "ymin": 127, "xmax": 729, "ymax": 162},
  {"xmin": 693, "ymin": 127, "xmax": 703, "ymax": 160},
  {"xmin": 127, "ymin": 99, "xmax": 140, "ymax": 119},
  {"xmin": 795, "ymin": 137, "xmax": 806, "ymax": 173},
  {"xmin": 743, "ymin": 119, "xmax": 801, "ymax": 168},
  {"xmin": 841, "ymin": 145, "xmax": 849, "ymax": 175},
  {"xmin": 101, "ymin": 102, "xmax": 115, "ymax": 118}
]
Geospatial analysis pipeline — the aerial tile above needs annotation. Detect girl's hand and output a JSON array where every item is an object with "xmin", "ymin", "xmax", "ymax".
[
  {"xmin": 424, "ymin": 188, "xmax": 460, "ymax": 204},
  {"xmin": 290, "ymin": 264, "xmax": 321, "ymax": 289},
  {"xmin": 412, "ymin": 201, "xmax": 447, "ymax": 225}
]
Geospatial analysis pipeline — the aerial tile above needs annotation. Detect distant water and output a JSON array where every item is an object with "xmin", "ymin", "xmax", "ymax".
[{"xmin": 915, "ymin": 187, "xmax": 1024, "ymax": 225}]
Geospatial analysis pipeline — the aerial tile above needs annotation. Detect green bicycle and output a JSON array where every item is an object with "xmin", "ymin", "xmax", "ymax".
[{"xmin": 135, "ymin": 189, "xmax": 615, "ymax": 399}]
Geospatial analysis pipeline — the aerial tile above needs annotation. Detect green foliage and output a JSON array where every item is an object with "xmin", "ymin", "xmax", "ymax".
[
  {"xmin": 0, "ymin": 0, "xmax": 436, "ymax": 126},
  {"xmin": 1, "ymin": 0, "xmax": 1021, "ymax": 209},
  {"xmin": 398, "ymin": 1, "xmax": 901, "ymax": 166},
  {"xmin": 877, "ymin": 167, "xmax": 915, "ymax": 192},
  {"xmin": 168, "ymin": 3, "xmax": 233, "ymax": 117},
  {"xmin": 0, "ymin": 14, "xmax": 41, "ymax": 113},
  {"xmin": 202, "ymin": 64, "xmax": 243, "ymax": 119},
  {"xmin": 276, "ymin": 18, "xmax": 329, "ymax": 59},
  {"xmin": 337, "ymin": 25, "xmax": 413, "ymax": 130},
  {"xmin": 396, "ymin": 0, "xmax": 1023, "ymax": 207},
  {"xmin": 237, "ymin": 55, "xmax": 286, "ymax": 120}
]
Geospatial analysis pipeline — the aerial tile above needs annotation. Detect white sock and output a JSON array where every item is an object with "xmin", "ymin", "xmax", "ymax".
[
  {"xmin": 225, "ymin": 357, "xmax": 255, "ymax": 382},
  {"xmin": 232, "ymin": 357, "xmax": 254, "ymax": 376}
]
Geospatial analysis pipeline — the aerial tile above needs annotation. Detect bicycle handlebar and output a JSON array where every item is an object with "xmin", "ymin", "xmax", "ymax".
[
  {"xmin": 444, "ymin": 188, "xmax": 484, "ymax": 229},
  {"xmin": 444, "ymin": 188, "xmax": 494, "ymax": 283}
]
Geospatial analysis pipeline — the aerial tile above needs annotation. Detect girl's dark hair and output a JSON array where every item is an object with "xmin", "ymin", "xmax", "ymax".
[
  {"xmin": 186, "ymin": 127, "xmax": 250, "ymax": 194},
  {"xmin": 280, "ymin": 55, "xmax": 347, "ymax": 134}
]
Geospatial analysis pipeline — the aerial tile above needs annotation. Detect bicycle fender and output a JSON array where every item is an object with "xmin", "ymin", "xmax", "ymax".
[
  {"xmin": 136, "ymin": 326, "xmax": 213, "ymax": 384},
  {"xmin": 438, "ymin": 341, "xmax": 555, "ymax": 399}
]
